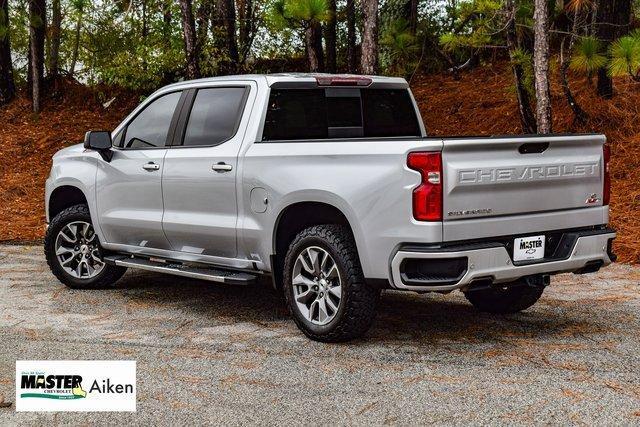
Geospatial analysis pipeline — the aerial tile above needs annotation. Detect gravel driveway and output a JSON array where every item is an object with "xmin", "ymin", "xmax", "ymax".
[{"xmin": 0, "ymin": 244, "xmax": 639, "ymax": 425}]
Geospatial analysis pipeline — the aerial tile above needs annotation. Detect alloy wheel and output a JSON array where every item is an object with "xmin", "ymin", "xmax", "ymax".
[
  {"xmin": 54, "ymin": 221, "xmax": 105, "ymax": 279},
  {"xmin": 292, "ymin": 246, "xmax": 342, "ymax": 325}
]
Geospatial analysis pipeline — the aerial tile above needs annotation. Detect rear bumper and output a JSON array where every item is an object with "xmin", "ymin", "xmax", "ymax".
[{"xmin": 390, "ymin": 227, "xmax": 616, "ymax": 292}]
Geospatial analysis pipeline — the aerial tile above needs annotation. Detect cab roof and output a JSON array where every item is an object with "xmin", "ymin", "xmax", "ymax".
[{"xmin": 162, "ymin": 73, "xmax": 409, "ymax": 91}]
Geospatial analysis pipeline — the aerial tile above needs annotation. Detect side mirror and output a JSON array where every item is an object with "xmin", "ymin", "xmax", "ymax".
[{"xmin": 84, "ymin": 131, "xmax": 113, "ymax": 161}]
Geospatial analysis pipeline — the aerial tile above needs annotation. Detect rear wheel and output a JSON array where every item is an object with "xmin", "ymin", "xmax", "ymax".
[
  {"xmin": 44, "ymin": 204, "xmax": 127, "ymax": 289},
  {"xmin": 464, "ymin": 279, "xmax": 545, "ymax": 314},
  {"xmin": 283, "ymin": 225, "xmax": 380, "ymax": 342}
]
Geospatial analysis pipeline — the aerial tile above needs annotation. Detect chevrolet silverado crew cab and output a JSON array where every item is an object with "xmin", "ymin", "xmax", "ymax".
[{"xmin": 44, "ymin": 74, "xmax": 616, "ymax": 342}]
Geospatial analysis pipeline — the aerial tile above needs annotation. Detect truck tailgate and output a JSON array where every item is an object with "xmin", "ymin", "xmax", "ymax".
[{"xmin": 441, "ymin": 134, "xmax": 606, "ymax": 240}]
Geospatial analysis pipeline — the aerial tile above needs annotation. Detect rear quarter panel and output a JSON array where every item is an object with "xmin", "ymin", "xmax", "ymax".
[{"xmin": 240, "ymin": 139, "xmax": 443, "ymax": 279}]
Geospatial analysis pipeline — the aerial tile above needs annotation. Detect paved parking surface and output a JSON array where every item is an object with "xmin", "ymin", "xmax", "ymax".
[{"xmin": 0, "ymin": 245, "xmax": 639, "ymax": 425}]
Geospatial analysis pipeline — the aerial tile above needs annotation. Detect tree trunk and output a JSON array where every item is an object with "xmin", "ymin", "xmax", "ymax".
[
  {"xmin": 69, "ymin": 11, "xmax": 81, "ymax": 77},
  {"xmin": 27, "ymin": 38, "xmax": 32, "ymax": 89},
  {"xmin": 559, "ymin": 11, "xmax": 588, "ymax": 124},
  {"xmin": 141, "ymin": 0, "xmax": 148, "ymax": 71},
  {"xmin": 361, "ymin": 0, "xmax": 378, "ymax": 75},
  {"xmin": 506, "ymin": 0, "xmax": 536, "ymax": 134},
  {"xmin": 49, "ymin": 0, "xmax": 61, "ymax": 81},
  {"xmin": 404, "ymin": 0, "xmax": 419, "ymax": 34},
  {"xmin": 560, "ymin": 41, "xmax": 588, "ymax": 125},
  {"xmin": 178, "ymin": 0, "xmax": 200, "ymax": 79},
  {"xmin": 29, "ymin": 0, "xmax": 46, "ymax": 113},
  {"xmin": 0, "ymin": 0, "xmax": 15, "ymax": 104},
  {"xmin": 195, "ymin": 0, "xmax": 210, "ymax": 53},
  {"xmin": 238, "ymin": 0, "xmax": 249, "ymax": 47},
  {"xmin": 346, "ymin": 0, "xmax": 356, "ymax": 73},
  {"xmin": 218, "ymin": 0, "xmax": 239, "ymax": 70},
  {"xmin": 238, "ymin": 0, "xmax": 256, "ymax": 64},
  {"xmin": 162, "ymin": 0, "xmax": 172, "ymax": 50},
  {"xmin": 595, "ymin": 0, "xmax": 632, "ymax": 98},
  {"xmin": 533, "ymin": 0, "xmax": 552, "ymax": 134},
  {"xmin": 141, "ymin": 0, "xmax": 148, "ymax": 40},
  {"xmin": 324, "ymin": 0, "xmax": 337, "ymax": 73},
  {"xmin": 305, "ymin": 22, "xmax": 324, "ymax": 72}
]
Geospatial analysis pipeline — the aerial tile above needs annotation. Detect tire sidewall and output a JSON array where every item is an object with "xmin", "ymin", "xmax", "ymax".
[
  {"xmin": 45, "ymin": 206, "xmax": 112, "ymax": 288},
  {"xmin": 284, "ymin": 234, "xmax": 351, "ymax": 336}
]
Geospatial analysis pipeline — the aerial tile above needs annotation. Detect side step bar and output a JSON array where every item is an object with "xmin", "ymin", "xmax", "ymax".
[{"xmin": 103, "ymin": 255, "xmax": 257, "ymax": 285}]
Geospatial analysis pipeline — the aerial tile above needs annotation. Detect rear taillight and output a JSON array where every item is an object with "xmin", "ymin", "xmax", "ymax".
[
  {"xmin": 407, "ymin": 152, "xmax": 443, "ymax": 221},
  {"xmin": 603, "ymin": 144, "xmax": 611, "ymax": 205}
]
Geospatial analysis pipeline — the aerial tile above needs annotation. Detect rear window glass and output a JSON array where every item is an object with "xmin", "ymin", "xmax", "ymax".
[
  {"xmin": 327, "ymin": 96, "xmax": 362, "ymax": 128},
  {"xmin": 262, "ymin": 89, "xmax": 328, "ymax": 141},
  {"xmin": 362, "ymin": 89, "xmax": 421, "ymax": 137},
  {"xmin": 262, "ymin": 88, "xmax": 421, "ymax": 141}
]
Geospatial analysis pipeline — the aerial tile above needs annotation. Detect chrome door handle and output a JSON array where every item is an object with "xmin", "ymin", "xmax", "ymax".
[
  {"xmin": 212, "ymin": 163, "xmax": 233, "ymax": 172},
  {"xmin": 142, "ymin": 162, "xmax": 160, "ymax": 171}
]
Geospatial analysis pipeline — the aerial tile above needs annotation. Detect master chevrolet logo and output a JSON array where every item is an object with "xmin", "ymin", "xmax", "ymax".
[
  {"xmin": 20, "ymin": 374, "xmax": 87, "ymax": 400},
  {"xmin": 457, "ymin": 162, "xmax": 599, "ymax": 184}
]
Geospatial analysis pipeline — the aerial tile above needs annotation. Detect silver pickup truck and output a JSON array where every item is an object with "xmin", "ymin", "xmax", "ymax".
[{"xmin": 44, "ymin": 74, "xmax": 616, "ymax": 341}]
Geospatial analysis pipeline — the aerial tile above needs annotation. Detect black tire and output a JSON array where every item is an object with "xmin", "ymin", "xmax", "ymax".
[
  {"xmin": 464, "ymin": 280, "xmax": 544, "ymax": 314},
  {"xmin": 44, "ymin": 204, "xmax": 127, "ymax": 289},
  {"xmin": 283, "ymin": 224, "xmax": 380, "ymax": 342}
]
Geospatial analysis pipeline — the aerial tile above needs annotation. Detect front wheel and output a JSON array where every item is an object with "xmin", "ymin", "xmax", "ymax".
[
  {"xmin": 44, "ymin": 204, "xmax": 127, "ymax": 289},
  {"xmin": 283, "ymin": 225, "xmax": 380, "ymax": 342}
]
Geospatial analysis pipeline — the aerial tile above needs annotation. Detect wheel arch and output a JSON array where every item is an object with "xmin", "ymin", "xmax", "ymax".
[
  {"xmin": 270, "ymin": 201, "xmax": 363, "ymax": 290},
  {"xmin": 48, "ymin": 185, "xmax": 89, "ymax": 222}
]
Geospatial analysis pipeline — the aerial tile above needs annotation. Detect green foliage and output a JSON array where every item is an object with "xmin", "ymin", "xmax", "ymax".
[
  {"xmin": 608, "ymin": 31, "xmax": 640, "ymax": 78},
  {"xmin": 71, "ymin": 0, "xmax": 87, "ymax": 12},
  {"xmin": 511, "ymin": 48, "xmax": 535, "ymax": 97},
  {"xmin": 285, "ymin": 0, "xmax": 329, "ymax": 22},
  {"xmin": 267, "ymin": 0, "xmax": 329, "ymax": 29},
  {"xmin": 438, "ymin": 0, "xmax": 507, "ymax": 53},
  {"xmin": 438, "ymin": 33, "xmax": 457, "ymax": 51},
  {"xmin": 266, "ymin": 0, "xmax": 290, "ymax": 30},
  {"xmin": 570, "ymin": 36, "xmax": 607, "ymax": 74},
  {"xmin": 381, "ymin": 18, "xmax": 419, "ymax": 76}
]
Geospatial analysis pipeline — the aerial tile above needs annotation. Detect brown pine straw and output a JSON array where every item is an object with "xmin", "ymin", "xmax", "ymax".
[{"xmin": 0, "ymin": 65, "xmax": 638, "ymax": 263}]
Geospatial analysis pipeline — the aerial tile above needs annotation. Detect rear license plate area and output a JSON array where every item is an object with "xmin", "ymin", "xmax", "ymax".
[{"xmin": 513, "ymin": 235, "xmax": 546, "ymax": 262}]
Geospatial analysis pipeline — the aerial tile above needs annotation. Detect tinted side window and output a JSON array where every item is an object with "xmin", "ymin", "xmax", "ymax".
[
  {"xmin": 183, "ymin": 87, "xmax": 247, "ymax": 147},
  {"xmin": 123, "ymin": 91, "xmax": 181, "ymax": 149},
  {"xmin": 262, "ymin": 89, "xmax": 328, "ymax": 141},
  {"xmin": 362, "ymin": 89, "xmax": 421, "ymax": 137}
]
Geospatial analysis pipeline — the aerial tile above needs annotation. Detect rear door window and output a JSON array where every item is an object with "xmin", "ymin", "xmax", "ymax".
[
  {"xmin": 182, "ymin": 87, "xmax": 248, "ymax": 147},
  {"xmin": 262, "ymin": 88, "xmax": 421, "ymax": 141}
]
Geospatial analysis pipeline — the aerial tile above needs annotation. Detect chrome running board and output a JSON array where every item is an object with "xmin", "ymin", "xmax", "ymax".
[{"xmin": 103, "ymin": 255, "xmax": 256, "ymax": 285}]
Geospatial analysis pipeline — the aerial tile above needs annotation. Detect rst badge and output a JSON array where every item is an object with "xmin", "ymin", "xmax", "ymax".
[
  {"xmin": 16, "ymin": 360, "xmax": 136, "ymax": 412},
  {"xmin": 585, "ymin": 193, "xmax": 600, "ymax": 204}
]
